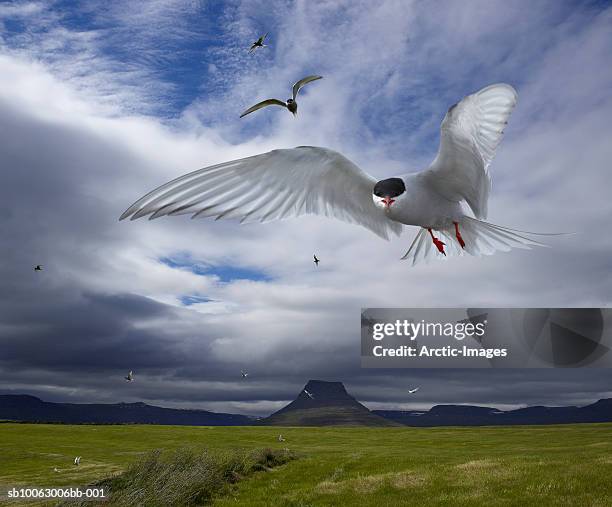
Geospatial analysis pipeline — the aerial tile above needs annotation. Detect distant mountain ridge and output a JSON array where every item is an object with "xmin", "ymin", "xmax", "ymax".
[
  {"xmin": 260, "ymin": 380, "xmax": 398, "ymax": 427},
  {"xmin": 0, "ymin": 394, "xmax": 253, "ymax": 426},
  {"xmin": 374, "ymin": 398, "xmax": 612, "ymax": 426},
  {"xmin": 2, "ymin": 388, "xmax": 612, "ymax": 427}
]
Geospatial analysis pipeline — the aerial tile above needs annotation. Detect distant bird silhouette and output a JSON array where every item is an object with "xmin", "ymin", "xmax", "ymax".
[
  {"xmin": 277, "ymin": 434, "xmax": 285, "ymax": 442},
  {"xmin": 125, "ymin": 370, "xmax": 134, "ymax": 382},
  {"xmin": 313, "ymin": 254, "xmax": 320, "ymax": 266},
  {"xmin": 249, "ymin": 33, "xmax": 268, "ymax": 53},
  {"xmin": 408, "ymin": 387, "xmax": 419, "ymax": 394},
  {"xmin": 74, "ymin": 456, "xmax": 81, "ymax": 466},
  {"xmin": 303, "ymin": 389, "xmax": 314, "ymax": 399},
  {"xmin": 240, "ymin": 75, "xmax": 322, "ymax": 118},
  {"xmin": 34, "ymin": 265, "xmax": 43, "ymax": 271},
  {"xmin": 241, "ymin": 369, "xmax": 248, "ymax": 379}
]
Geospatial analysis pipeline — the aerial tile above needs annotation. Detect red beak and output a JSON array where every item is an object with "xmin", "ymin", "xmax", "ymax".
[{"xmin": 382, "ymin": 197, "xmax": 395, "ymax": 208}]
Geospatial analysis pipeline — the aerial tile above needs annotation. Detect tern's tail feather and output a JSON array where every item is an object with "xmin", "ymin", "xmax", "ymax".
[{"xmin": 400, "ymin": 217, "xmax": 561, "ymax": 266}]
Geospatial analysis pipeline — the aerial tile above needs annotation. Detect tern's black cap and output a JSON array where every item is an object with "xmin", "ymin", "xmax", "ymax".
[{"xmin": 373, "ymin": 178, "xmax": 406, "ymax": 198}]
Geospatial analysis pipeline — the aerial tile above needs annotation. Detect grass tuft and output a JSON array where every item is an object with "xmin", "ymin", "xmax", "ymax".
[{"xmin": 62, "ymin": 447, "xmax": 296, "ymax": 506}]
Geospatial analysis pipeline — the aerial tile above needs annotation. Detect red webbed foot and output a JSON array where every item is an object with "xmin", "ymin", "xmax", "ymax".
[
  {"xmin": 433, "ymin": 238, "xmax": 446, "ymax": 255},
  {"xmin": 428, "ymin": 229, "xmax": 446, "ymax": 256}
]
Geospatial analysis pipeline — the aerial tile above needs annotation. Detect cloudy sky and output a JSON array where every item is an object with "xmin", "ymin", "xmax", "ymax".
[{"xmin": 1, "ymin": 0, "xmax": 612, "ymax": 416}]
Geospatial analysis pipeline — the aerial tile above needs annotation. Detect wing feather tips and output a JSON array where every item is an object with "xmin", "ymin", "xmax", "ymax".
[
  {"xmin": 119, "ymin": 204, "xmax": 149, "ymax": 221},
  {"xmin": 121, "ymin": 197, "xmax": 161, "ymax": 221},
  {"xmin": 477, "ymin": 83, "xmax": 518, "ymax": 103}
]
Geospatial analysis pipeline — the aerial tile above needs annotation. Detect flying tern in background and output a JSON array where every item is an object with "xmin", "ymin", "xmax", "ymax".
[
  {"xmin": 249, "ymin": 33, "xmax": 268, "ymax": 53},
  {"xmin": 408, "ymin": 387, "xmax": 420, "ymax": 394},
  {"xmin": 240, "ymin": 75, "xmax": 322, "ymax": 118},
  {"xmin": 121, "ymin": 83, "xmax": 561, "ymax": 265}
]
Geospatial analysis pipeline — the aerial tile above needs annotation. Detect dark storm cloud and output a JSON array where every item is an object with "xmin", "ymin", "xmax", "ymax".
[
  {"xmin": 0, "ymin": 292, "xmax": 185, "ymax": 369},
  {"xmin": 0, "ymin": 98, "xmax": 221, "ymax": 385}
]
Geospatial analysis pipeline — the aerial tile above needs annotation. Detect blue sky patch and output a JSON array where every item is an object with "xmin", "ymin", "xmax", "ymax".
[
  {"xmin": 179, "ymin": 295, "xmax": 213, "ymax": 306},
  {"xmin": 160, "ymin": 255, "xmax": 271, "ymax": 283}
]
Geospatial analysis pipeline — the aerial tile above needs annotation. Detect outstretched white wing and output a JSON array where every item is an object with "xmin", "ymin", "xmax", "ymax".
[
  {"xmin": 292, "ymin": 75, "xmax": 323, "ymax": 100},
  {"xmin": 120, "ymin": 147, "xmax": 402, "ymax": 240},
  {"xmin": 423, "ymin": 83, "xmax": 518, "ymax": 219},
  {"xmin": 240, "ymin": 99, "xmax": 286, "ymax": 117}
]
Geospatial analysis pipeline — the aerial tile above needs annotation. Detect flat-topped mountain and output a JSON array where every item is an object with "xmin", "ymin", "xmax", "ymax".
[{"xmin": 261, "ymin": 380, "xmax": 397, "ymax": 427}]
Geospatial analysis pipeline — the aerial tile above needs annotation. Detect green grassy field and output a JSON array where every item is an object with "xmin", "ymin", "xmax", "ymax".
[{"xmin": 1, "ymin": 423, "xmax": 612, "ymax": 506}]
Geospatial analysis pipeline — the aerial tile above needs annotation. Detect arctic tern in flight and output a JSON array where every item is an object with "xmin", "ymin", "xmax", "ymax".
[
  {"xmin": 248, "ymin": 33, "xmax": 268, "ymax": 53},
  {"xmin": 239, "ymin": 75, "xmax": 322, "ymax": 118},
  {"xmin": 121, "ymin": 83, "xmax": 554, "ymax": 265}
]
